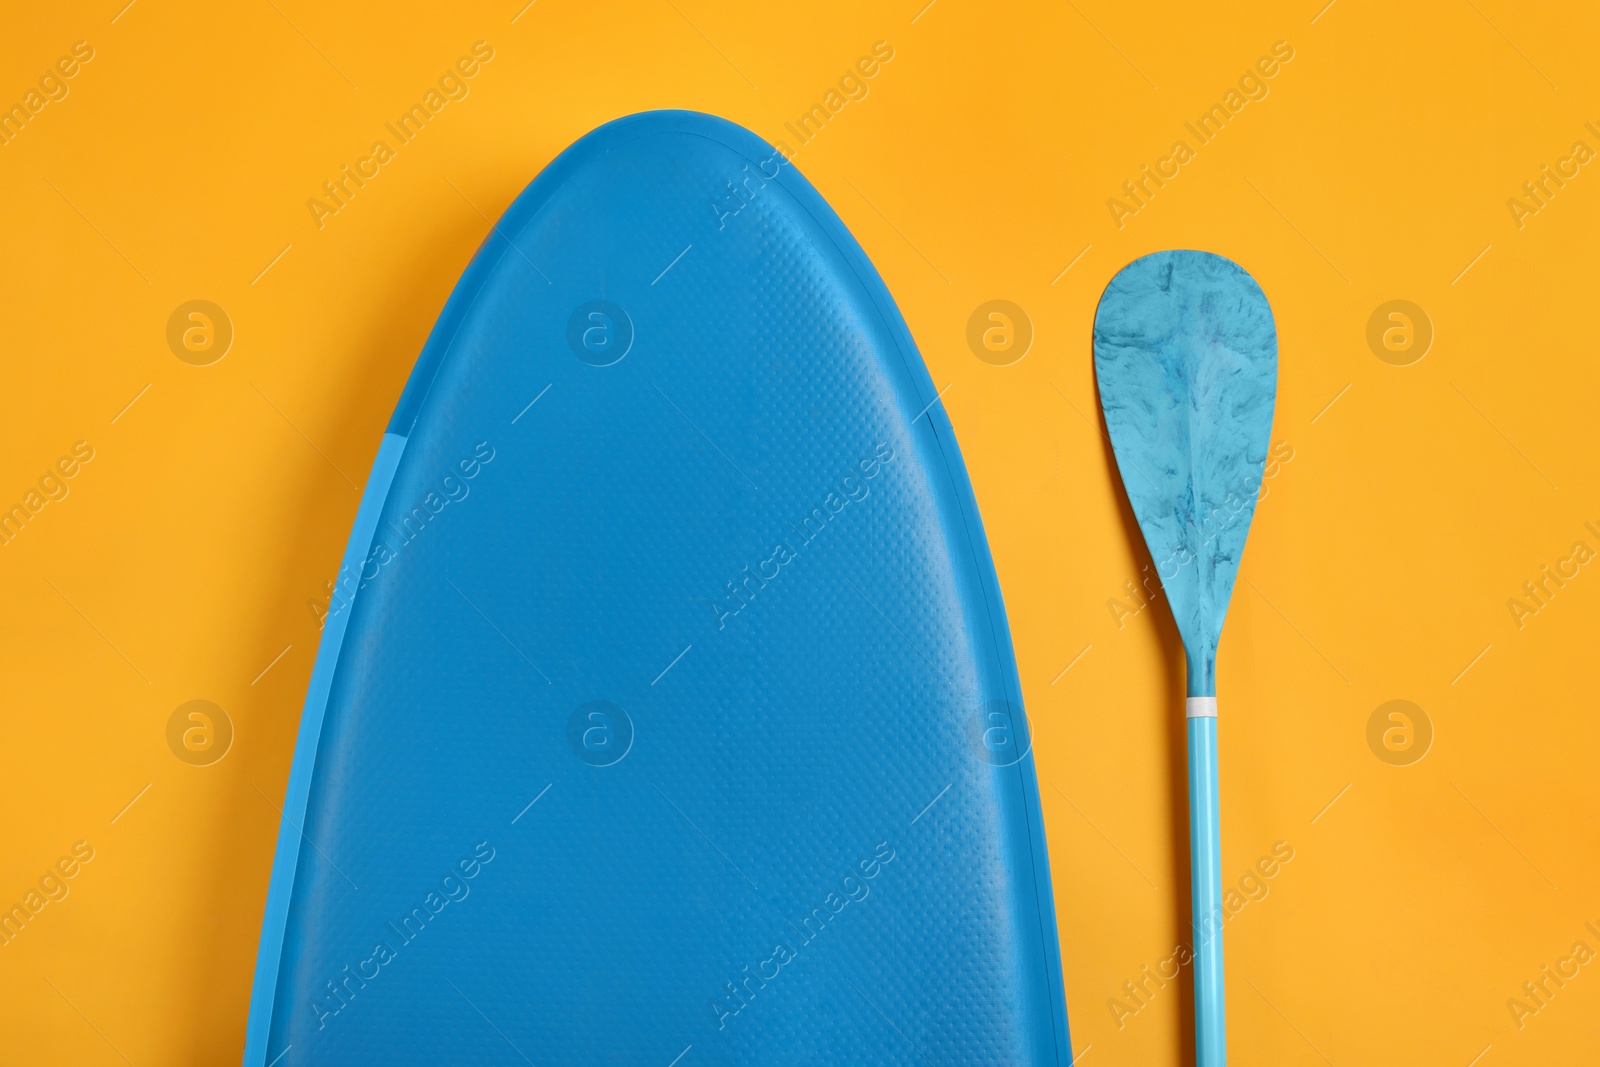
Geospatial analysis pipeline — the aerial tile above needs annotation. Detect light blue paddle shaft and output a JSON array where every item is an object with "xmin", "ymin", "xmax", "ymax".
[
  {"xmin": 1189, "ymin": 715, "xmax": 1224, "ymax": 1065},
  {"xmin": 1093, "ymin": 250, "xmax": 1277, "ymax": 1067}
]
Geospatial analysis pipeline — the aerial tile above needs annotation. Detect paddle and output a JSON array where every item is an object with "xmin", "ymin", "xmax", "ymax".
[{"xmin": 1092, "ymin": 250, "xmax": 1277, "ymax": 1067}]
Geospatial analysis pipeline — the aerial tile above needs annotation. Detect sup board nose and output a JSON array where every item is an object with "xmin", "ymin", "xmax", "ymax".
[{"xmin": 244, "ymin": 110, "xmax": 1072, "ymax": 1067}]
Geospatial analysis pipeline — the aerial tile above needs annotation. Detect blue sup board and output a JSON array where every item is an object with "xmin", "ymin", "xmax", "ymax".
[{"xmin": 244, "ymin": 110, "xmax": 1071, "ymax": 1067}]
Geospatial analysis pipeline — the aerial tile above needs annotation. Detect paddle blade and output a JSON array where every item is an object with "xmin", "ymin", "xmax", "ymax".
[{"xmin": 1093, "ymin": 250, "xmax": 1277, "ymax": 694}]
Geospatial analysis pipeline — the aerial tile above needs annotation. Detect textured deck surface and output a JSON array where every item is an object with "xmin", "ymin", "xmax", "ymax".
[{"xmin": 246, "ymin": 111, "xmax": 1070, "ymax": 1067}]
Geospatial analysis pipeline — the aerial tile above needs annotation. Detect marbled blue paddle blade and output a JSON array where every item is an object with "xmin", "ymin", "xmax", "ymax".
[{"xmin": 1092, "ymin": 251, "xmax": 1277, "ymax": 696}]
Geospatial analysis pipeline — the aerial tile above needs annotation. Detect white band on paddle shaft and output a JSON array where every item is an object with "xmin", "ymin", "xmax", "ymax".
[{"xmin": 1186, "ymin": 697, "xmax": 1217, "ymax": 719}]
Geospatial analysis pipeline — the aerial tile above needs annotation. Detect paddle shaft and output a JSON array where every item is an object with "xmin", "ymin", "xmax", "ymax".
[{"xmin": 1187, "ymin": 699, "xmax": 1225, "ymax": 1066}]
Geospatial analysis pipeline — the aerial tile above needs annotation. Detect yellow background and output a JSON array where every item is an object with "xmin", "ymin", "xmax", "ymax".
[{"xmin": 3, "ymin": 1, "xmax": 1597, "ymax": 1063}]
